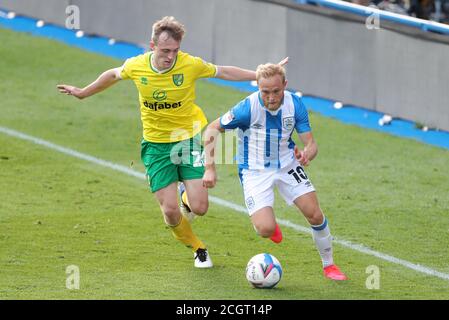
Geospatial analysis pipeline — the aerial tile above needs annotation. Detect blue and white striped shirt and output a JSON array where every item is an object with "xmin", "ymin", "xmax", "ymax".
[{"xmin": 220, "ymin": 91, "xmax": 311, "ymax": 170}]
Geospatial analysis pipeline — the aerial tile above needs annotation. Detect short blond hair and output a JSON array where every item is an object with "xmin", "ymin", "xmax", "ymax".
[
  {"xmin": 151, "ymin": 16, "xmax": 185, "ymax": 44},
  {"xmin": 256, "ymin": 63, "xmax": 286, "ymax": 83}
]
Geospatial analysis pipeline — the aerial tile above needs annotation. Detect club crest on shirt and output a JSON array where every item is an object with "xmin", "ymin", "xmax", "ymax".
[
  {"xmin": 172, "ymin": 74, "xmax": 184, "ymax": 86},
  {"xmin": 282, "ymin": 116, "xmax": 294, "ymax": 130}
]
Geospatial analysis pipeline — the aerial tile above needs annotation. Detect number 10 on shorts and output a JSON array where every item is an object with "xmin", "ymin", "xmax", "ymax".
[{"xmin": 288, "ymin": 166, "xmax": 308, "ymax": 184}]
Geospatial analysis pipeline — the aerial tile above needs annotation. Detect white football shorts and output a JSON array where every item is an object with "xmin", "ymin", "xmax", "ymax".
[{"xmin": 240, "ymin": 159, "xmax": 315, "ymax": 216}]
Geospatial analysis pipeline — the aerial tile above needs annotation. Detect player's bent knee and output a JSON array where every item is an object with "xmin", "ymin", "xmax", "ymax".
[
  {"xmin": 162, "ymin": 206, "xmax": 181, "ymax": 222},
  {"xmin": 308, "ymin": 210, "xmax": 324, "ymax": 226},
  {"xmin": 190, "ymin": 201, "xmax": 208, "ymax": 216}
]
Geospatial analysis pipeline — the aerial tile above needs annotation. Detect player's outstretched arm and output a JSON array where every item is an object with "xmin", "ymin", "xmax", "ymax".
[
  {"xmin": 57, "ymin": 67, "xmax": 122, "ymax": 99},
  {"xmin": 278, "ymin": 56, "xmax": 289, "ymax": 67},
  {"xmin": 215, "ymin": 57, "xmax": 289, "ymax": 81},
  {"xmin": 295, "ymin": 131, "xmax": 318, "ymax": 166},
  {"xmin": 202, "ymin": 118, "xmax": 224, "ymax": 188},
  {"xmin": 215, "ymin": 66, "xmax": 256, "ymax": 81}
]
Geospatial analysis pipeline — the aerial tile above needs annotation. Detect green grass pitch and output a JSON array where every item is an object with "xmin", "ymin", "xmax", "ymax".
[{"xmin": 0, "ymin": 27, "xmax": 448, "ymax": 299}]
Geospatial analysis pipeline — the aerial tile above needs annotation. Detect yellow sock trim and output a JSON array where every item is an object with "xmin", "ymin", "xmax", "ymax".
[
  {"xmin": 169, "ymin": 215, "xmax": 205, "ymax": 252},
  {"xmin": 181, "ymin": 191, "xmax": 190, "ymax": 208}
]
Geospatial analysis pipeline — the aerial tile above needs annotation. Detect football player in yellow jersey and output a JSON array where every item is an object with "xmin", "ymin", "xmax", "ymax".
[{"xmin": 58, "ymin": 16, "xmax": 287, "ymax": 268}]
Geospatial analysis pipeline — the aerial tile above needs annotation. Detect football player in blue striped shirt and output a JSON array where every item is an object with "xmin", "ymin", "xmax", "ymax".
[{"xmin": 202, "ymin": 63, "xmax": 347, "ymax": 280}]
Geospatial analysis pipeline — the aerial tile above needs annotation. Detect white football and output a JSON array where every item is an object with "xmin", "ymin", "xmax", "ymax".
[{"xmin": 246, "ymin": 253, "xmax": 282, "ymax": 289}]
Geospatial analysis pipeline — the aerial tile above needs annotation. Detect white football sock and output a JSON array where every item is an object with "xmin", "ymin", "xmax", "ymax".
[{"xmin": 311, "ymin": 217, "xmax": 334, "ymax": 268}]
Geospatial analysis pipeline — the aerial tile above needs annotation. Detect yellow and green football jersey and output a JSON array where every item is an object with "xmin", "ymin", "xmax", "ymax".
[{"xmin": 120, "ymin": 51, "xmax": 217, "ymax": 143}]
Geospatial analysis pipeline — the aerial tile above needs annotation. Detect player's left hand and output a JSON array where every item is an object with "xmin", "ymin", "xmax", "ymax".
[
  {"xmin": 294, "ymin": 145, "xmax": 310, "ymax": 166},
  {"xmin": 278, "ymin": 57, "xmax": 289, "ymax": 67}
]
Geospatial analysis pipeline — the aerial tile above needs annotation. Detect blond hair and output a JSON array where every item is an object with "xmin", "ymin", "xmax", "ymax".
[
  {"xmin": 151, "ymin": 16, "xmax": 185, "ymax": 44},
  {"xmin": 256, "ymin": 63, "xmax": 286, "ymax": 83}
]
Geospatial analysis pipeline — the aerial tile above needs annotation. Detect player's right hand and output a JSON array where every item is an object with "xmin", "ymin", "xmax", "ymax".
[
  {"xmin": 202, "ymin": 169, "xmax": 217, "ymax": 188},
  {"xmin": 294, "ymin": 145, "xmax": 301, "ymax": 160},
  {"xmin": 294, "ymin": 145, "xmax": 310, "ymax": 166},
  {"xmin": 57, "ymin": 84, "xmax": 85, "ymax": 99}
]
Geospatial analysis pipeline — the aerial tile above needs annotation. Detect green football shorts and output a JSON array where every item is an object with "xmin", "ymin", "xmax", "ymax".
[{"xmin": 141, "ymin": 134, "xmax": 205, "ymax": 193}]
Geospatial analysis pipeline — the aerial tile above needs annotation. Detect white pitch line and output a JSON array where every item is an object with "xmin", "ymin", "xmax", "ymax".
[{"xmin": 1, "ymin": 125, "xmax": 449, "ymax": 281}]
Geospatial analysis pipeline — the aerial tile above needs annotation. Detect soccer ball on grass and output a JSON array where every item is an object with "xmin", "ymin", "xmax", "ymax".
[{"xmin": 245, "ymin": 253, "xmax": 282, "ymax": 289}]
